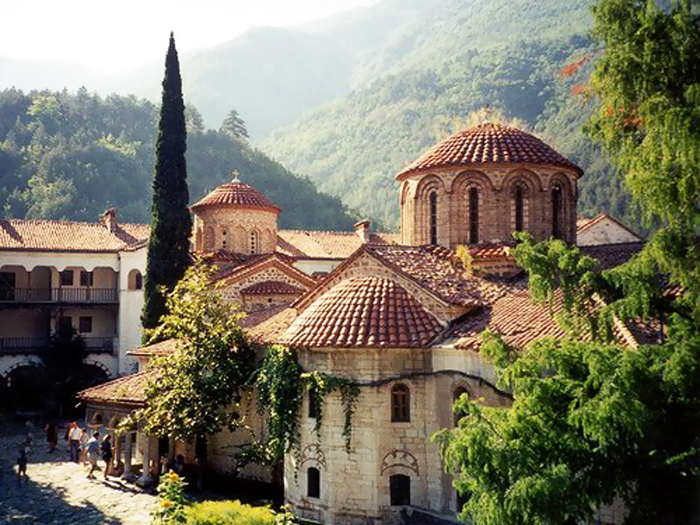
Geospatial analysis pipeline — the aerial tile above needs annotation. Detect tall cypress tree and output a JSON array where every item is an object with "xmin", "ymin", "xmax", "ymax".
[{"xmin": 141, "ymin": 32, "xmax": 192, "ymax": 334}]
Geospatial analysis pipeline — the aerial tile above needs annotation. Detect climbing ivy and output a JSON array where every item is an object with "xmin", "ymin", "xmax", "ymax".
[{"xmin": 249, "ymin": 345, "xmax": 359, "ymax": 468}]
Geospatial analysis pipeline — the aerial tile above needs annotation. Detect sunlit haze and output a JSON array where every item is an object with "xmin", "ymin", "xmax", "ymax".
[{"xmin": 0, "ymin": 0, "xmax": 380, "ymax": 73}]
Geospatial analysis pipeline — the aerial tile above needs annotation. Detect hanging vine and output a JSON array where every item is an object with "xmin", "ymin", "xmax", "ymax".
[{"xmin": 248, "ymin": 344, "xmax": 359, "ymax": 469}]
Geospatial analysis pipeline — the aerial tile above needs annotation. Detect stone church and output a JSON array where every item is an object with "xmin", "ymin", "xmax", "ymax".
[{"xmin": 80, "ymin": 123, "xmax": 643, "ymax": 524}]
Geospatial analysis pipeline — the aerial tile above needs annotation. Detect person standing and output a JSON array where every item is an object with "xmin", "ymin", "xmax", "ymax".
[
  {"xmin": 79, "ymin": 428, "xmax": 89, "ymax": 465},
  {"xmin": 101, "ymin": 434, "xmax": 113, "ymax": 480},
  {"xmin": 45, "ymin": 420, "xmax": 58, "ymax": 453},
  {"xmin": 68, "ymin": 422, "xmax": 81, "ymax": 463},
  {"xmin": 86, "ymin": 432, "xmax": 100, "ymax": 479},
  {"xmin": 17, "ymin": 448, "xmax": 28, "ymax": 484}
]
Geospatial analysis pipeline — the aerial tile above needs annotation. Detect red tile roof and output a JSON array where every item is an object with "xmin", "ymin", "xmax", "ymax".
[
  {"xmin": 211, "ymin": 252, "xmax": 316, "ymax": 290},
  {"xmin": 364, "ymin": 244, "xmax": 511, "ymax": 307},
  {"xmin": 78, "ymin": 370, "xmax": 153, "ymax": 407},
  {"xmin": 246, "ymin": 306, "xmax": 298, "ymax": 345},
  {"xmin": 276, "ymin": 230, "xmax": 400, "ymax": 259},
  {"xmin": 240, "ymin": 280, "xmax": 304, "ymax": 295},
  {"xmin": 580, "ymin": 242, "xmax": 645, "ymax": 270},
  {"xmin": 448, "ymin": 290, "xmax": 567, "ymax": 351},
  {"xmin": 284, "ymin": 277, "xmax": 442, "ymax": 348},
  {"xmin": 0, "ymin": 219, "xmax": 149, "ymax": 252},
  {"xmin": 191, "ymin": 179, "xmax": 281, "ymax": 214},
  {"xmin": 127, "ymin": 339, "xmax": 179, "ymax": 358},
  {"xmin": 396, "ymin": 122, "xmax": 583, "ymax": 180}
]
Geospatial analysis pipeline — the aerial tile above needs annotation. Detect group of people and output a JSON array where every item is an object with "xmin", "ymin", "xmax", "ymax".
[
  {"xmin": 15, "ymin": 418, "xmax": 115, "ymax": 484},
  {"xmin": 65, "ymin": 420, "xmax": 113, "ymax": 480}
]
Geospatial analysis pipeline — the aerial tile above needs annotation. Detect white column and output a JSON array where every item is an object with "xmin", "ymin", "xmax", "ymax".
[
  {"xmin": 122, "ymin": 432, "xmax": 136, "ymax": 482},
  {"xmin": 136, "ymin": 433, "xmax": 152, "ymax": 487}
]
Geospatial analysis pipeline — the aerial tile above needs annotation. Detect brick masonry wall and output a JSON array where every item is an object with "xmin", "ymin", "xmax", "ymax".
[
  {"xmin": 220, "ymin": 266, "xmax": 311, "ymax": 305},
  {"xmin": 401, "ymin": 165, "xmax": 578, "ymax": 248},
  {"xmin": 193, "ymin": 207, "xmax": 278, "ymax": 254}
]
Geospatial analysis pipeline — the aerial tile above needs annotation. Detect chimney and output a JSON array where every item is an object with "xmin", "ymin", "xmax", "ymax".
[
  {"xmin": 354, "ymin": 219, "xmax": 371, "ymax": 244},
  {"xmin": 101, "ymin": 208, "xmax": 118, "ymax": 233}
]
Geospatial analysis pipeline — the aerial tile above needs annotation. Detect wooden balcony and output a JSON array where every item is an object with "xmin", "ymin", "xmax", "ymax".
[
  {"xmin": 0, "ymin": 288, "xmax": 118, "ymax": 304},
  {"xmin": 0, "ymin": 337, "xmax": 116, "ymax": 355}
]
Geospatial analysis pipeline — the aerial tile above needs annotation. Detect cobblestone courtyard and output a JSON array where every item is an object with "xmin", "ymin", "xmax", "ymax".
[{"xmin": 0, "ymin": 418, "xmax": 156, "ymax": 524}]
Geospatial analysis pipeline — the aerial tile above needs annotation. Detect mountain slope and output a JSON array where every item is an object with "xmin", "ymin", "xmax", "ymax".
[{"xmin": 0, "ymin": 88, "xmax": 357, "ymax": 230}]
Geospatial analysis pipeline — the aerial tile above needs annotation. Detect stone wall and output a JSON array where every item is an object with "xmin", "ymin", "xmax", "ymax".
[
  {"xmin": 285, "ymin": 346, "xmax": 511, "ymax": 524},
  {"xmin": 401, "ymin": 165, "xmax": 578, "ymax": 248},
  {"xmin": 577, "ymin": 217, "xmax": 641, "ymax": 246},
  {"xmin": 220, "ymin": 264, "xmax": 311, "ymax": 306},
  {"xmin": 193, "ymin": 207, "xmax": 278, "ymax": 254}
]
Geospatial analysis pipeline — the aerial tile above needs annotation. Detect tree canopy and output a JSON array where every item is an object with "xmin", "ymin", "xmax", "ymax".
[
  {"xmin": 434, "ymin": 1, "xmax": 700, "ymax": 523},
  {"xmin": 142, "ymin": 33, "xmax": 193, "ymax": 332},
  {"xmin": 138, "ymin": 261, "xmax": 255, "ymax": 442}
]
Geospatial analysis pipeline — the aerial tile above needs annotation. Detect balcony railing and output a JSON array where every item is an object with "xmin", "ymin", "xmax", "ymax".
[
  {"xmin": 0, "ymin": 288, "xmax": 118, "ymax": 304},
  {"xmin": 0, "ymin": 337, "xmax": 115, "ymax": 355}
]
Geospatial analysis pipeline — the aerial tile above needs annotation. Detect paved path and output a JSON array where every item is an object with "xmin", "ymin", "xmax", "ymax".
[{"xmin": 0, "ymin": 419, "xmax": 156, "ymax": 524}]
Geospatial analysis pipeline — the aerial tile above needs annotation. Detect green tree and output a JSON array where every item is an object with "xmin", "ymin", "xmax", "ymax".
[
  {"xmin": 220, "ymin": 109, "xmax": 248, "ymax": 140},
  {"xmin": 141, "ymin": 33, "xmax": 193, "ymax": 332},
  {"xmin": 138, "ymin": 261, "xmax": 255, "ymax": 443},
  {"xmin": 434, "ymin": 1, "xmax": 700, "ymax": 523}
]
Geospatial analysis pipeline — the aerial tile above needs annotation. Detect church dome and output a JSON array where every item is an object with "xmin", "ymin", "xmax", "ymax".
[
  {"xmin": 396, "ymin": 122, "xmax": 582, "ymax": 180},
  {"xmin": 191, "ymin": 172, "xmax": 281, "ymax": 214},
  {"xmin": 284, "ymin": 276, "xmax": 442, "ymax": 348}
]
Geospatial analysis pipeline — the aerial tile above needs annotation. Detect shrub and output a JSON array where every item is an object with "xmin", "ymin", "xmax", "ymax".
[
  {"xmin": 153, "ymin": 471, "xmax": 189, "ymax": 524},
  {"xmin": 185, "ymin": 500, "xmax": 295, "ymax": 525}
]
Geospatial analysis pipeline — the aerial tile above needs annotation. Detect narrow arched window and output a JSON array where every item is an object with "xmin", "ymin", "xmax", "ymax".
[
  {"xmin": 390, "ymin": 474, "xmax": 411, "ymax": 506},
  {"xmin": 391, "ymin": 383, "xmax": 410, "ymax": 422},
  {"xmin": 429, "ymin": 191, "xmax": 438, "ymax": 245},
  {"xmin": 307, "ymin": 467, "xmax": 320, "ymax": 498},
  {"xmin": 308, "ymin": 386, "xmax": 318, "ymax": 418},
  {"xmin": 453, "ymin": 387, "xmax": 469, "ymax": 427},
  {"xmin": 249, "ymin": 231, "xmax": 258, "ymax": 254},
  {"xmin": 552, "ymin": 184, "xmax": 563, "ymax": 239},
  {"xmin": 469, "ymin": 187, "xmax": 479, "ymax": 244},
  {"xmin": 514, "ymin": 186, "xmax": 524, "ymax": 232}
]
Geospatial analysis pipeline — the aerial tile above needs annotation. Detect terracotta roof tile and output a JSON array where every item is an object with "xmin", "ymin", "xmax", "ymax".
[
  {"xmin": 191, "ymin": 179, "xmax": 280, "ymax": 214},
  {"xmin": 78, "ymin": 370, "xmax": 153, "ymax": 407},
  {"xmin": 284, "ymin": 276, "xmax": 443, "ymax": 348},
  {"xmin": 448, "ymin": 290, "xmax": 567, "ymax": 351},
  {"xmin": 580, "ymin": 242, "xmax": 645, "ymax": 270},
  {"xmin": 276, "ymin": 230, "xmax": 399, "ymax": 259},
  {"xmin": 127, "ymin": 339, "xmax": 179, "ymax": 358},
  {"xmin": 0, "ymin": 219, "xmax": 149, "ymax": 252},
  {"xmin": 469, "ymin": 242, "xmax": 515, "ymax": 260},
  {"xmin": 365, "ymin": 244, "xmax": 511, "ymax": 307},
  {"xmin": 240, "ymin": 280, "xmax": 304, "ymax": 295},
  {"xmin": 396, "ymin": 122, "xmax": 582, "ymax": 179},
  {"xmin": 246, "ymin": 306, "xmax": 298, "ymax": 344}
]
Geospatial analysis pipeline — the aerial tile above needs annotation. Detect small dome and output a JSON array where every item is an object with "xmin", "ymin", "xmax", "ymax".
[
  {"xmin": 191, "ymin": 174, "xmax": 281, "ymax": 214},
  {"xmin": 396, "ymin": 122, "xmax": 582, "ymax": 179},
  {"xmin": 284, "ymin": 276, "xmax": 442, "ymax": 348}
]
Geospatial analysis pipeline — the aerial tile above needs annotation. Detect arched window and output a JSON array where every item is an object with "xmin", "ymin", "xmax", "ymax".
[
  {"xmin": 429, "ymin": 191, "xmax": 438, "ymax": 245},
  {"xmin": 390, "ymin": 474, "xmax": 411, "ymax": 506},
  {"xmin": 552, "ymin": 184, "xmax": 563, "ymax": 239},
  {"xmin": 308, "ymin": 386, "xmax": 318, "ymax": 418},
  {"xmin": 128, "ymin": 270, "xmax": 143, "ymax": 291},
  {"xmin": 391, "ymin": 384, "xmax": 410, "ymax": 422},
  {"xmin": 514, "ymin": 186, "xmax": 524, "ymax": 232},
  {"xmin": 249, "ymin": 231, "xmax": 259, "ymax": 254},
  {"xmin": 453, "ymin": 387, "xmax": 469, "ymax": 427},
  {"xmin": 307, "ymin": 467, "xmax": 320, "ymax": 498},
  {"xmin": 469, "ymin": 187, "xmax": 479, "ymax": 244}
]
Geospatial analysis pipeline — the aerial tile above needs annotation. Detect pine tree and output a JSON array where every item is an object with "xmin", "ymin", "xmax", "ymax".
[
  {"xmin": 141, "ymin": 33, "xmax": 192, "ymax": 334},
  {"xmin": 220, "ymin": 109, "xmax": 249, "ymax": 140}
]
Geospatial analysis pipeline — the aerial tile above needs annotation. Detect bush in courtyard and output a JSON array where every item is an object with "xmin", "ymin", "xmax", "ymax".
[
  {"xmin": 153, "ymin": 471, "xmax": 189, "ymax": 524},
  {"xmin": 184, "ymin": 500, "xmax": 295, "ymax": 525}
]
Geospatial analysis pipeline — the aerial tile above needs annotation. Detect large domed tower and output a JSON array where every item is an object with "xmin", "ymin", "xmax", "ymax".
[
  {"xmin": 397, "ymin": 123, "xmax": 582, "ymax": 247},
  {"xmin": 190, "ymin": 172, "xmax": 281, "ymax": 254}
]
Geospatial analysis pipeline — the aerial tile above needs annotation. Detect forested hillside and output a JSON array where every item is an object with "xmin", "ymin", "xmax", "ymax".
[
  {"xmin": 261, "ymin": 0, "xmax": 641, "ymax": 233},
  {"xmin": 0, "ymin": 88, "xmax": 357, "ymax": 230}
]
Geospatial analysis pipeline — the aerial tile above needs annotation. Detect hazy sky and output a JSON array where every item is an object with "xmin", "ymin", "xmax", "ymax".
[{"xmin": 1, "ymin": 0, "xmax": 380, "ymax": 73}]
